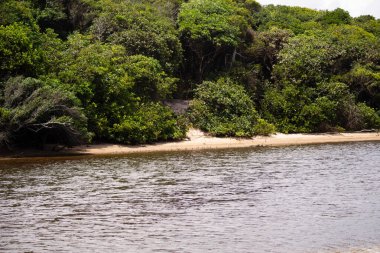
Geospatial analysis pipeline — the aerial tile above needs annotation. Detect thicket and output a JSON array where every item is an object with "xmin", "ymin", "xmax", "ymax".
[{"xmin": 0, "ymin": 0, "xmax": 379, "ymax": 149}]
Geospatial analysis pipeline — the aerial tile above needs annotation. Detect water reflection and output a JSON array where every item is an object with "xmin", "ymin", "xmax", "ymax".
[{"xmin": 1, "ymin": 143, "xmax": 380, "ymax": 252}]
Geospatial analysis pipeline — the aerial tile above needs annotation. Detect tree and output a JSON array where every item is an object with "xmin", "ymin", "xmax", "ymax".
[
  {"xmin": 261, "ymin": 84, "xmax": 314, "ymax": 133},
  {"xmin": 125, "ymin": 55, "xmax": 177, "ymax": 101},
  {"xmin": 56, "ymin": 33, "xmax": 137, "ymax": 139},
  {"xmin": 1, "ymin": 0, "xmax": 379, "ymax": 148},
  {"xmin": 326, "ymin": 25, "xmax": 378, "ymax": 70},
  {"xmin": 247, "ymin": 27, "xmax": 293, "ymax": 78},
  {"xmin": 0, "ymin": 76, "xmax": 88, "ymax": 149},
  {"xmin": 0, "ymin": 23, "xmax": 41, "ymax": 78},
  {"xmin": 0, "ymin": 0, "xmax": 35, "ymax": 26},
  {"xmin": 189, "ymin": 78, "xmax": 269, "ymax": 137},
  {"xmin": 253, "ymin": 5, "xmax": 322, "ymax": 34},
  {"xmin": 319, "ymin": 8, "xmax": 352, "ymax": 25},
  {"xmin": 0, "ymin": 23, "xmax": 64, "ymax": 79},
  {"xmin": 337, "ymin": 64, "xmax": 380, "ymax": 109},
  {"xmin": 272, "ymin": 33, "xmax": 339, "ymax": 86},
  {"xmin": 33, "ymin": 0, "xmax": 68, "ymax": 35},
  {"xmin": 261, "ymin": 80, "xmax": 380, "ymax": 133},
  {"xmin": 31, "ymin": 0, "xmax": 96, "ymax": 37},
  {"xmin": 111, "ymin": 102, "xmax": 187, "ymax": 144},
  {"xmin": 272, "ymin": 26, "xmax": 378, "ymax": 86},
  {"xmin": 178, "ymin": 0, "xmax": 248, "ymax": 81},
  {"xmin": 55, "ymin": 33, "xmax": 182, "ymax": 143},
  {"xmin": 90, "ymin": 0, "xmax": 182, "ymax": 73},
  {"xmin": 353, "ymin": 15, "xmax": 380, "ymax": 37}
]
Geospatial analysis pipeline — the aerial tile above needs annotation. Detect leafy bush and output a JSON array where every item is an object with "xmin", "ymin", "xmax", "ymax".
[
  {"xmin": 90, "ymin": 1, "xmax": 182, "ymax": 73},
  {"xmin": 189, "ymin": 78, "xmax": 259, "ymax": 137},
  {"xmin": 337, "ymin": 64, "xmax": 380, "ymax": 108},
  {"xmin": 253, "ymin": 118, "xmax": 276, "ymax": 136},
  {"xmin": 125, "ymin": 55, "xmax": 177, "ymax": 101},
  {"xmin": 319, "ymin": 8, "xmax": 352, "ymax": 25},
  {"xmin": 0, "ymin": 76, "xmax": 89, "ymax": 148},
  {"xmin": 273, "ymin": 26, "xmax": 377, "ymax": 87},
  {"xmin": 253, "ymin": 5, "xmax": 322, "ymax": 34},
  {"xmin": 0, "ymin": 0, "xmax": 35, "ymax": 26},
  {"xmin": 261, "ymin": 84, "xmax": 312, "ymax": 133},
  {"xmin": 0, "ymin": 107, "xmax": 11, "ymax": 146},
  {"xmin": 261, "ymin": 80, "xmax": 380, "ymax": 133},
  {"xmin": 357, "ymin": 103, "xmax": 380, "ymax": 129},
  {"xmin": 111, "ymin": 103, "xmax": 187, "ymax": 144},
  {"xmin": 0, "ymin": 23, "xmax": 40, "ymax": 77},
  {"xmin": 57, "ymin": 35, "xmax": 137, "ymax": 139},
  {"xmin": 178, "ymin": 0, "xmax": 248, "ymax": 80}
]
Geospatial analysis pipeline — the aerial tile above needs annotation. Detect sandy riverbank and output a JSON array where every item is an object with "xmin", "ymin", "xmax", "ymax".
[
  {"xmin": 1, "ymin": 129, "xmax": 379, "ymax": 159},
  {"xmin": 68, "ymin": 129, "xmax": 380, "ymax": 156}
]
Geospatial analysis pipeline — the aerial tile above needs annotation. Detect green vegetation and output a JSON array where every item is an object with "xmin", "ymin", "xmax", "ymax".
[
  {"xmin": 111, "ymin": 102, "xmax": 187, "ymax": 144},
  {"xmin": 189, "ymin": 78, "xmax": 261, "ymax": 137},
  {"xmin": 0, "ymin": 76, "xmax": 88, "ymax": 148},
  {"xmin": 0, "ymin": 0, "xmax": 379, "ymax": 149}
]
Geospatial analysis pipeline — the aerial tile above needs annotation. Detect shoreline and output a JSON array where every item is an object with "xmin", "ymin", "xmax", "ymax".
[{"xmin": 1, "ymin": 129, "xmax": 380, "ymax": 160}]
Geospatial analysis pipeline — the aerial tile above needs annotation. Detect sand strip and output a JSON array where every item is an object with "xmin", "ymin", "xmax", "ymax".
[
  {"xmin": 69, "ymin": 129, "xmax": 380, "ymax": 156},
  {"xmin": 1, "ymin": 129, "xmax": 379, "ymax": 159}
]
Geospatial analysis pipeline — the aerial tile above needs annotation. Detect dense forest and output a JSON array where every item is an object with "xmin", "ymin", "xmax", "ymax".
[{"xmin": 0, "ymin": 0, "xmax": 379, "ymax": 149}]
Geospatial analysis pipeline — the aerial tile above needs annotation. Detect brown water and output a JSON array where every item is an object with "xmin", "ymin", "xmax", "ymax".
[{"xmin": 1, "ymin": 142, "xmax": 380, "ymax": 253}]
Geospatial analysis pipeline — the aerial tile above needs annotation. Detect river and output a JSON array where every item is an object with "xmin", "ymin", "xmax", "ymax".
[{"xmin": 1, "ymin": 142, "xmax": 380, "ymax": 253}]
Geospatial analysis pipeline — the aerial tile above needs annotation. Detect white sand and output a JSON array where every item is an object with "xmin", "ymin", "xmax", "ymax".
[{"xmin": 69, "ymin": 129, "xmax": 380, "ymax": 155}]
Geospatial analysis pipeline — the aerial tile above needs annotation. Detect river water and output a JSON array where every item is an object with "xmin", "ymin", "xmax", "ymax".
[{"xmin": 1, "ymin": 142, "xmax": 380, "ymax": 253}]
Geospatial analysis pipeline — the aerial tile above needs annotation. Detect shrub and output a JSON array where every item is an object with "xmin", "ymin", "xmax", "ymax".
[
  {"xmin": 0, "ymin": 76, "xmax": 89, "ymax": 148},
  {"xmin": 111, "ymin": 102, "xmax": 187, "ymax": 144},
  {"xmin": 357, "ymin": 103, "xmax": 380, "ymax": 129},
  {"xmin": 125, "ymin": 55, "xmax": 177, "ymax": 101},
  {"xmin": 189, "ymin": 78, "xmax": 259, "ymax": 137},
  {"xmin": 260, "ymin": 81, "xmax": 378, "ymax": 133},
  {"xmin": 261, "ymin": 84, "xmax": 312, "ymax": 133},
  {"xmin": 253, "ymin": 118, "xmax": 276, "ymax": 136}
]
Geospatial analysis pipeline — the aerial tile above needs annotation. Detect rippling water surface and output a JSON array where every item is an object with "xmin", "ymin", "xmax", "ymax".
[{"xmin": 1, "ymin": 142, "xmax": 380, "ymax": 253}]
